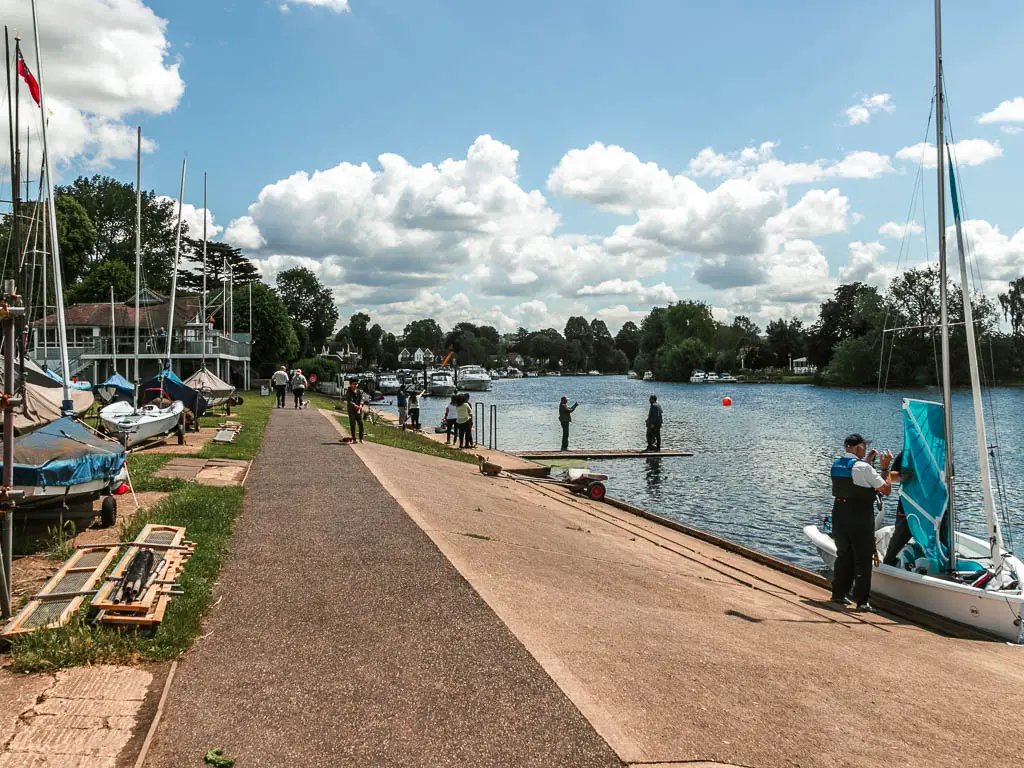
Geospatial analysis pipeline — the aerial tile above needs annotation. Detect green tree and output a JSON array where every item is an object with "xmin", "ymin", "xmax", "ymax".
[
  {"xmin": 823, "ymin": 335, "xmax": 880, "ymax": 386},
  {"xmin": 590, "ymin": 318, "xmax": 616, "ymax": 372},
  {"xmin": 765, "ymin": 318, "xmax": 806, "ymax": 368},
  {"xmin": 999, "ymin": 277, "xmax": 1024, "ymax": 336},
  {"xmin": 180, "ymin": 241, "xmax": 260, "ymax": 291},
  {"xmin": 402, "ymin": 319, "xmax": 444, "ymax": 352},
  {"xmin": 65, "ymin": 260, "xmax": 134, "ymax": 304},
  {"xmin": 381, "ymin": 332, "xmax": 401, "ymax": 369},
  {"xmin": 236, "ymin": 282, "xmax": 300, "ymax": 375},
  {"xmin": 806, "ymin": 282, "xmax": 883, "ymax": 368},
  {"xmin": 54, "ymin": 196, "xmax": 96, "ymax": 285},
  {"xmin": 276, "ymin": 267, "xmax": 338, "ymax": 351},
  {"xmin": 614, "ymin": 321, "xmax": 641, "ymax": 366},
  {"xmin": 57, "ymin": 176, "xmax": 184, "ymax": 292},
  {"xmin": 655, "ymin": 338, "xmax": 710, "ymax": 381},
  {"xmin": 564, "ymin": 316, "xmax": 593, "ymax": 370}
]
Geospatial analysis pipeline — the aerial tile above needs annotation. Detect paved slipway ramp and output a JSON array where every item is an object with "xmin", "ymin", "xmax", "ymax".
[{"xmin": 144, "ymin": 406, "xmax": 622, "ymax": 768}]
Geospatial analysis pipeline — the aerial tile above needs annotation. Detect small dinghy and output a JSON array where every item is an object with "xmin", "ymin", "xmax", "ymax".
[{"xmin": 183, "ymin": 367, "xmax": 234, "ymax": 410}]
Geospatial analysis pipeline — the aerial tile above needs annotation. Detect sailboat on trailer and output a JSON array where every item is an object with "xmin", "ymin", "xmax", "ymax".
[
  {"xmin": 98, "ymin": 131, "xmax": 185, "ymax": 448},
  {"xmin": 804, "ymin": 0, "xmax": 1023, "ymax": 643}
]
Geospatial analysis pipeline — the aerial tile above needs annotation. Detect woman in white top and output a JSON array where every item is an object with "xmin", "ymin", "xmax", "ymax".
[{"xmin": 444, "ymin": 396, "xmax": 459, "ymax": 444}]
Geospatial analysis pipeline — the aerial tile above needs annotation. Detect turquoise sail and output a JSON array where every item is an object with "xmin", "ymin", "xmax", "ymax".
[{"xmin": 900, "ymin": 398, "xmax": 949, "ymax": 572}]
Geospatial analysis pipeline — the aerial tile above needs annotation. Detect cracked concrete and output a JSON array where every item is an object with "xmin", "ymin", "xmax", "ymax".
[{"xmin": 0, "ymin": 666, "xmax": 152, "ymax": 767}]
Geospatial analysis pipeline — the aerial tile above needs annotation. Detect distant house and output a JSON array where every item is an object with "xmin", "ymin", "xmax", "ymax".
[
  {"xmin": 398, "ymin": 348, "xmax": 412, "ymax": 363},
  {"xmin": 507, "ymin": 352, "xmax": 525, "ymax": 367},
  {"xmin": 412, "ymin": 348, "xmax": 434, "ymax": 365},
  {"xmin": 319, "ymin": 342, "xmax": 360, "ymax": 373},
  {"xmin": 791, "ymin": 356, "xmax": 817, "ymax": 375}
]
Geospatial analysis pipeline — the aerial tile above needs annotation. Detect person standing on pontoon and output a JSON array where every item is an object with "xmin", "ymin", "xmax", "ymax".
[
  {"xmin": 558, "ymin": 396, "xmax": 579, "ymax": 451},
  {"xmin": 271, "ymin": 365, "xmax": 289, "ymax": 409},
  {"xmin": 645, "ymin": 395, "xmax": 663, "ymax": 452},
  {"xmin": 829, "ymin": 434, "xmax": 892, "ymax": 612}
]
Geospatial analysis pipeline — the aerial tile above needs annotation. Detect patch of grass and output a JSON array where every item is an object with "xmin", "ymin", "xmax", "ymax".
[
  {"xmin": 44, "ymin": 520, "xmax": 78, "ymax": 561},
  {"xmin": 10, "ymin": 485, "xmax": 245, "ymax": 672},
  {"xmin": 197, "ymin": 391, "xmax": 274, "ymax": 461},
  {"xmin": 347, "ymin": 418, "xmax": 479, "ymax": 465},
  {"xmin": 126, "ymin": 453, "xmax": 190, "ymax": 493}
]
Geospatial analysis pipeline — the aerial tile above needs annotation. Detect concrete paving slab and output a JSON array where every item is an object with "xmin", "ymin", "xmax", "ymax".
[
  {"xmin": 49, "ymin": 667, "xmax": 151, "ymax": 702},
  {"xmin": 0, "ymin": 672, "xmax": 52, "ymax": 749},
  {"xmin": 0, "ymin": 754, "xmax": 116, "ymax": 767},
  {"xmin": 352, "ymin": 438, "xmax": 1024, "ymax": 768}
]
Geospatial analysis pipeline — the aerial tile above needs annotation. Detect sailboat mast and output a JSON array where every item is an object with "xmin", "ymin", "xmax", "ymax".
[
  {"xmin": 110, "ymin": 285, "xmax": 116, "ymax": 374},
  {"xmin": 134, "ymin": 127, "xmax": 141, "ymax": 406},
  {"xmin": 165, "ymin": 158, "xmax": 187, "ymax": 366},
  {"xmin": 934, "ymin": 0, "xmax": 956, "ymax": 572},
  {"xmin": 30, "ymin": 0, "xmax": 72, "ymax": 413},
  {"xmin": 202, "ymin": 173, "xmax": 207, "ymax": 367}
]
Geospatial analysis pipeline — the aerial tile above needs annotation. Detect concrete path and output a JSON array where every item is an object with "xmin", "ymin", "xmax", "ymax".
[
  {"xmin": 350, "ymin": 432, "xmax": 1024, "ymax": 768},
  {"xmin": 143, "ymin": 405, "xmax": 622, "ymax": 767}
]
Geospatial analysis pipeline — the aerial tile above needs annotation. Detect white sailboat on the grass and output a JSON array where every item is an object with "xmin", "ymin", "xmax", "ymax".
[
  {"xmin": 99, "ymin": 132, "xmax": 185, "ymax": 448},
  {"xmin": 804, "ymin": 0, "xmax": 1023, "ymax": 643}
]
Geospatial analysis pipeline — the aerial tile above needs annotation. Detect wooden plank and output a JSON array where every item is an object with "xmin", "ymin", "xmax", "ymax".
[
  {"xmin": 511, "ymin": 449, "xmax": 693, "ymax": 460},
  {"xmin": 1, "ymin": 546, "xmax": 119, "ymax": 638}
]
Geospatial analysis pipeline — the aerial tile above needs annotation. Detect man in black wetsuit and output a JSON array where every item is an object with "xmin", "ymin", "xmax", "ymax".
[
  {"xmin": 558, "ymin": 396, "xmax": 579, "ymax": 451},
  {"xmin": 645, "ymin": 395, "xmax": 663, "ymax": 451}
]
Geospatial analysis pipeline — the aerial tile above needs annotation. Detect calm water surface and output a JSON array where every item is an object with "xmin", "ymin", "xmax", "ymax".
[{"xmin": 388, "ymin": 377, "xmax": 1024, "ymax": 570}]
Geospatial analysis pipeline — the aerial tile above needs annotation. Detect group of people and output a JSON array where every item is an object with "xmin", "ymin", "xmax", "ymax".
[
  {"xmin": 828, "ymin": 433, "xmax": 919, "ymax": 612},
  {"xmin": 395, "ymin": 387, "xmax": 422, "ymax": 431},
  {"xmin": 270, "ymin": 366, "xmax": 308, "ymax": 409},
  {"xmin": 558, "ymin": 394, "xmax": 664, "ymax": 452},
  {"xmin": 443, "ymin": 394, "xmax": 476, "ymax": 449}
]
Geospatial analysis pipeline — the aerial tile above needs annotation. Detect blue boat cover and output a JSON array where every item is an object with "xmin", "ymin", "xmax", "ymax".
[
  {"xmin": 900, "ymin": 399, "xmax": 950, "ymax": 573},
  {"xmin": 97, "ymin": 372, "xmax": 134, "ymax": 393},
  {"xmin": 5, "ymin": 417, "xmax": 126, "ymax": 489},
  {"xmin": 139, "ymin": 371, "xmax": 208, "ymax": 418},
  {"xmin": 43, "ymin": 367, "xmax": 93, "ymax": 391}
]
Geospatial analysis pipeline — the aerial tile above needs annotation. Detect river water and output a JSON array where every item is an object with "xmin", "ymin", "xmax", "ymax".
[{"xmin": 388, "ymin": 376, "xmax": 1024, "ymax": 570}]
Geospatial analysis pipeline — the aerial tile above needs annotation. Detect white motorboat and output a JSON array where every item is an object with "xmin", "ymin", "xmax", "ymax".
[
  {"xmin": 688, "ymin": 370, "xmax": 706, "ymax": 383},
  {"xmin": 427, "ymin": 369, "xmax": 457, "ymax": 396},
  {"xmin": 489, "ymin": 370, "xmax": 501, "ymax": 380},
  {"xmin": 458, "ymin": 365, "xmax": 492, "ymax": 391},
  {"xmin": 705, "ymin": 372, "xmax": 719, "ymax": 383},
  {"xmin": 627, "ymin": 370, "xmax": 638, "ymax": 379},
  {"xmin": 804, "ymin": 0, "xmax": 1023, "ymax": 644},
  {"xmin": 378, "ymin": 374, "xmax": 402, "ymax": 394},
  {"xmin": 525, "ymin": 371, "xmax": 538, "ymax": 378},
  {"xmin": 505, "ymin": 367, "xmax": 523, "ymax": 379},
  {"xmin": 642, "ymin": 371, "xmax": 654, "ymax": 381},
  {"xmin": 99, "ymin": 399, "xmax": 185, "ymax": 448},
  {"xmin": 718, "ymin": 371, "xmax": 738, "ymax": 383},
  {"xmin": 587, "ymin": 370, "xmax": 601, "ymax": 376},
  {"xmin": 548, "ymin": 370, "xmax": 561, "ymax": 377}
]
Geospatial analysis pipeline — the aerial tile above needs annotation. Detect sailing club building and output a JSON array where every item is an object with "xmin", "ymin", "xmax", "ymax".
[{"xmin": 32, "ymin": 289, "xmax": 252, "ymax": 389}]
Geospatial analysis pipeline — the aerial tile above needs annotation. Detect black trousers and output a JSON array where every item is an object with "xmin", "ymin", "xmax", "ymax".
[
  {"xmin": 409, "ymin": 408, "xmax": 420, "ymax": 429},
  {"xmin": 883, "ymin": 513, "xmax": 912, "ymax": 566},
  {"xmin": 560, "ymin": 421, "xmax": 569, "ymax": 450},
  {"xmin": 446, "ymin": 418, "xmax": 457, "ymax": 442},
  {"xmin": 831, "ymin": 502, "xmax": 875, "ymax": 604},
  {"xmin": 646, "ymin": 424, "xmax": 661, "ymax": 450},
  {"xmin": 457, "ymin": 421, "xmax": 471, "ymax": 448},
  {"xmin": 293, "ymin": 388, "xmax": 305, "ymax": 407},
  {"xmin": 274, "ymin": 385, "xmax": 286, "ymax": 407},
  {"xmin": 348, "ymin": 409, "xmax": 364, "ymax": 441}
]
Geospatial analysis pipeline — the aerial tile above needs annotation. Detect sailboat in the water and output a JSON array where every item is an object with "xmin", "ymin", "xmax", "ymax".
[
  {"xmin": 98, "ymin": 131, "xmax": 185, "ymax": 447},
  {"xmin": 804, "ymin": 0, "xmax": 1023, "ymax": 643}
]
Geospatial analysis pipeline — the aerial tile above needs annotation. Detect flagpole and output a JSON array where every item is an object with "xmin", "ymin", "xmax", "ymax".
[{"xmin": 30, "ymin": 0, "xmax": 72, "ymax": 412}]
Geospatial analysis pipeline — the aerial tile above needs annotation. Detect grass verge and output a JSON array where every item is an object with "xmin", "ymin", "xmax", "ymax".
[
  {"xmin": 7, "ymin": 391, "xmax": 269, "ymax": 673},
  {"xmin": 344, "ymin": 416, "xmax": 479, "ymax": 465},
  {"xmin": 197, "ymin": 392, "xmax": 274, "ymax": 461}
]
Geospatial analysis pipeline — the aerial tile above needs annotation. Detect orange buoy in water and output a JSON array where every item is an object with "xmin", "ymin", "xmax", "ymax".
[{"xmin": 722, "ymin": 396, "xmax": 733, "ymax": 407}]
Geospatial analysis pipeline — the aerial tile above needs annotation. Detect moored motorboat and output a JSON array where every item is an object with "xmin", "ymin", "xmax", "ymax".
[
  {"xmin": 427, "ymin": 369, "xmax": 457, "ymax": 396},
  {"xmin": 688, "ymin": 370, "xmax": 705, "ymax": 383},
  {"xmin": 643, "ymin": 370, "xmax": 654, "ymax": 381},
  {"xmin": 458, "ymin": 365, "xmax": 492, "ymax": 391},
  {"xmin": 378, "ymin": 374, "xmax": 402, "ymax": 394}
]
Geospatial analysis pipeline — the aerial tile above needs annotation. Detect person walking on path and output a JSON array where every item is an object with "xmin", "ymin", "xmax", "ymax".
[
  {"xmin": 408, "ymin": 389, "xmax": 423, "ymax": 431},
  {"xmin": 456, "ymin": 393, "xmax": 473, "ymax": 449},
  {"xmin": 290, "ymin": 368, "xmax": 308, "ymax": 409},
  {"xmin": 345, "ymin": 378, "xmax": 365, "ymax": 442},
  {"xmin": 829, "ymin": 433, "xmax": 892, "ymax": 611},
  {"xmin": 396, "ymin": 387, "xmax": 409, "ymax": 429},
  {"xmin": 444, "ymin": 396, "xmax": 458, "ymax": 445},
  {"xmin": 271, "ymin": 365, "xmax": 289, "ymax": 408},
  {"xmin": 558, "ymin": 396, "xmax": 579, "ymax": 451},
  {"xmin": 645, "ymin": 395, "xmax": 663, "ymax": 451}
]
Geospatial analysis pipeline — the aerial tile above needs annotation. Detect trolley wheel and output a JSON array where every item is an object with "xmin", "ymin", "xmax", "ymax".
[
  {"xmin": 100, "ymin": 497, "xmax": 117, "ymax": 528},
  {"xmin": 587, "ymin": 481, "xmax": 606, "ymax": 501}
]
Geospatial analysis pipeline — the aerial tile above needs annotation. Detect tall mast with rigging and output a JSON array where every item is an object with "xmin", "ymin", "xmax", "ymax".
[
  {"xmin": 133, "ymin": 128, "xmax": 141, "ymax": 407},
  {"xmin": 202, "ymin": 173, "xmax": 208, "ymax": 369},
  {"xmin": 934, "ymin": 0, "xmax": 956, "ymax": 573},
  {"xmin": 165, "ymin": 158, "xmax": 187, "ymax": 370}
]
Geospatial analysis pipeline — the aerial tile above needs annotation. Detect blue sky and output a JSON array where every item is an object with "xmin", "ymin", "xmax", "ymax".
[{"xmin": 8, "ymin": 0, "xmax": 1024, "ymax": 333}]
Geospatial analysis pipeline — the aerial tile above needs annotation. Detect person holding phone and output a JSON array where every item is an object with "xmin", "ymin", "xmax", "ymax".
[
  {"xmin": 829, "ymin": 433, "xmax": 892, "ymax": 612},
  {"xmin": 558, "ymin": 396, "xmax": 579, "ymax": 451}
]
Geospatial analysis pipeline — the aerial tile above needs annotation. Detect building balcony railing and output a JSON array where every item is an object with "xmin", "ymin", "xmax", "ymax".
[{"xmin": 34, "ymin": 332, "xmax": 250, "ymax": 360}]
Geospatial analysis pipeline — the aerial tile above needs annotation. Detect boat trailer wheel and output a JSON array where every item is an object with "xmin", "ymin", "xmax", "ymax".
[
  {"xmin": 101, "ymin": 497, "xmax": 117, "ymax": 528},
  {"xmin": 585, "ymin": 481, "xmax": 606, "ymax": 501}
]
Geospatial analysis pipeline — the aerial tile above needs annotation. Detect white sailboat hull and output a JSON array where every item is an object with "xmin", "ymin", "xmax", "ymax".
[
  {"xmin": 804, "ymin": 524, "xmax": 1023, "ymax": 643},
  {"xmin": 99, "ymin": 401, "xmax": 185, "ymax": 448}
]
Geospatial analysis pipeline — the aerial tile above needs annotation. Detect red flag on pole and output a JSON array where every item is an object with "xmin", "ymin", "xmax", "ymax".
[{"xmin": 17, "ymin": 52, "xmax": 41, "ymax": 107}]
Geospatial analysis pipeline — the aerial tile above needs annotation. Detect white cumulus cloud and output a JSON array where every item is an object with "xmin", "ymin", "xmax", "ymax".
[
  {"xmin": 895, "ymin": 139, "xmax": 1002, "ymax": 168},
  {"xmin": 156, "ymin": 196, "xmax": 222, "ymax": 240},
  {"xmin": 0, "ymin": 0, "xmax": 183, "ymax": 169},
  {"xmin": 844, "ymin": 93, "xmax": 895, "ymax": 126},
  {"xmin": 978, "ymin": 97, "xmax": 1024, "ymax": 124},
  {"xmin": 839, "ymin": 241, "xmax": 895, "ymax": 289},
  {"xmin": 878, "ymin": 220, "xmax": 924, "ymax": 239},
  {"xmin": 280, "ymin": 0, "xmax": 351, "ymax": 12}
]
